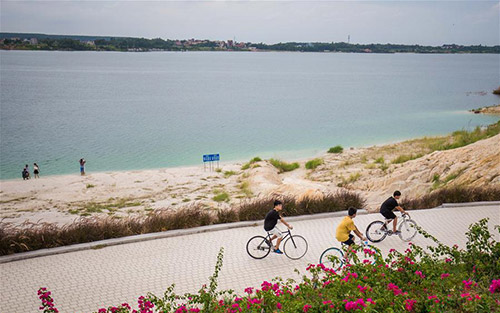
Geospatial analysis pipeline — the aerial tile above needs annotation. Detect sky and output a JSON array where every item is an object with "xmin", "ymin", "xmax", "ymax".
[{"xmin": 1, "ymin": 1, "xmax": 499, "ymax": 46}]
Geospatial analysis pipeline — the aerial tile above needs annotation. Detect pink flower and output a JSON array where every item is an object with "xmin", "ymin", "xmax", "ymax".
[
  {"xmin": 189, "ymin": 309, "xmax": 200, "ymax": 313},
  {"xmin": 244, "ymin": 287, "xmax": 254, "ymax": 294},
  {"xmin": 404, "ymin": 299, "xmax": 417, "ymax": 312},
  {"xmin": 440, "ymin": 273, "xmax": 450, "ymax": 279},
  {"xmin": 490, "ymin": 279, "xmax": 500, "ymax": 294},
  {"xmin": 303, "ymin": 304, "xmax": 312, "ymax": 312},
  {"xmin": 357, "ymin": 285, "xmax": 367, "ymax": 293},
  {"xmin": 276, "ymin": 302, "xmax": 282, "ymax": 310},
  {"xmin": 387, "ymin": 283, "xmax": 403, "ymax": 296},
  {"xmin": 463, "ymin": 279, "xmax": 474, "ymax": 290},
  {"xmin": 415, "ymin": 270, "xmax": 425, "ymax": 279}
]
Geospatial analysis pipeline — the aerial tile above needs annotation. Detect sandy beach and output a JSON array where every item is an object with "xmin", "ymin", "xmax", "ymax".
[{"xmin": 2, "ymin": 125, "xmax": 499, "ymax": 227}]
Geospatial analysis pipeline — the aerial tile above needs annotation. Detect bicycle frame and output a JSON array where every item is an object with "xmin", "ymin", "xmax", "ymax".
[
  {"xmin": 383, "ymin": 213, "xmax": 410, "ymax": 229},
  {"xmin": 266, "ymin": 229, "xmax": 293, "ymax": 245}
]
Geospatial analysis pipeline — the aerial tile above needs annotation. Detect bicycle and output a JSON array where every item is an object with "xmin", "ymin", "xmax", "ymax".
[
  {"xmin": 365, "ymin": 212, "xmax": 417, "ymax": 243},
  {"xmin": 246, "ymin": 229, "xmax": 308, "ymax": 260},
  {"xmin": 319, "ymin": 240, "xmax": 379, "ymax": 271}
]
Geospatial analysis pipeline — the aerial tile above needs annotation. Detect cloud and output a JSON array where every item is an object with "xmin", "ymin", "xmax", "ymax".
[{"xmin": 0, "ymin": 0, "xmax": 498, "ymax": 45}]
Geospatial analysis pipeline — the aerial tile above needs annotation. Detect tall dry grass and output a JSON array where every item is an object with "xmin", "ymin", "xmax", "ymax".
[
  {"xmin": 399, "ymin": 186, "xmax": 500, "ymax": 210},
  {"xmin": 0, "ymin": 190, "xmax": 364, "ymax": 255}
]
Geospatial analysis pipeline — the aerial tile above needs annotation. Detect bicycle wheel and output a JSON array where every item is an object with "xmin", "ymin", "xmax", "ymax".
[
  {"xmin": 366, "ymin": 221, "xmax": 388, "ymax": 243},
  {"xmin": 283, "ymin": 235, "xmax": 308, "ymax": 260},
  {"xmin": 319, "ymin": 247, "xmax": 344, "ymax": 271},
  {"xmin": 246, "ymin": 235, "xmax": 271, "ymax": 259},
  {"xmin": 398, "ymin": 219, "xmax": 418, "ymax": 242}
]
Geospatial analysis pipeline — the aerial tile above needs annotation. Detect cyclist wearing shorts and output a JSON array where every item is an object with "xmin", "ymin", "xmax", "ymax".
[
  {"xmin": 380, "ymin": 190, "xmax": 408, "ymax": 235},
  {"xmin": 264, "ymin": 200, "xmax": 293, "ymax": 254},
  {"xmin": 335, "ymin": 207, "xmax": 366, "ymax": 246}
]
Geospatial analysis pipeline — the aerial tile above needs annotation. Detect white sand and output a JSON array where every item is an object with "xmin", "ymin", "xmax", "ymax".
[{"xmin": 1, "ymin": 133, "xmax": 499, "ymax": 227}]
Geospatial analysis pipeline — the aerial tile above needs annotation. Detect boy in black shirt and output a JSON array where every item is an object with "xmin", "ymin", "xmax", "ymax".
[
  {"xmin": 380, "ymin": 190, "xmax": 408, "ymax": 235},
  {"xmin": 264, "ymin": 200, "xmax": 293, "ymax": 254}
]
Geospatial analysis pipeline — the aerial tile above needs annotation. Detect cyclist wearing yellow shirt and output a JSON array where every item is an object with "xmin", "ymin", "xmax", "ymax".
[{"xmin": 335, "ymin": 207, "xmax": 366, "ymax": 246}]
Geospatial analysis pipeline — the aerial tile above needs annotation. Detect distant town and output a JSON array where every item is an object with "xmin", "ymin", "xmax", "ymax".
[{"xmin": 1, "ymin": 32, "xmax": 499, "ymax": 54}]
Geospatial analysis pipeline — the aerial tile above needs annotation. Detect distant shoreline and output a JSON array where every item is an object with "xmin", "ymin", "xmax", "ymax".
[{"xmin": 2, "ymin": 32, "xmax": 499, "ymax": 54}]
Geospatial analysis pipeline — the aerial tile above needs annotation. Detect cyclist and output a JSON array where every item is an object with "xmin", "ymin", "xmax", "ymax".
[
  {"xmin": 264, "ymin": 200, "xmax": 293, "ymax": 254},
  {"xmin": 335, "ymin": 207, "xmax": 367, "ymax": 246},
  {"xmin": 380, "ymin": 190, "xmax": 409, "ymax": 235}
]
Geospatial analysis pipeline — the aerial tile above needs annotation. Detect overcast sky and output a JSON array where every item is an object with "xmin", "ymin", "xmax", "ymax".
[{"xmin": 1, "ymin": 1, "xmax": 499, "ymax": 46}]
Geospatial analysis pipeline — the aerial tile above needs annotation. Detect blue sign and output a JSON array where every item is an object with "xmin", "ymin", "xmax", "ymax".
[{"xmin": 203, "ymin": 154, "xmax": 220, "ymax": 162}]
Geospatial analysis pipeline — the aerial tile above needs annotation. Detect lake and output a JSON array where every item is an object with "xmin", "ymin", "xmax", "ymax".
[{"xmin": 1, "ymin": 50, "xmax": 499, "ymax": 179}]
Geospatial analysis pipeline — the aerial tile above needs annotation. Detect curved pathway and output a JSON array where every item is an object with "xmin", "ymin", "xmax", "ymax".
[{"xmin": 1, "ymin": 202, "xmax": 499, "ymax": 313}]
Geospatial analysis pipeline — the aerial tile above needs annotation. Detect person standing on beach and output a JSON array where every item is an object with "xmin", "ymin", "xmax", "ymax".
[
  {"xmin": 79, "ymin": 158, "xmax": 86, "ymax": 176},
  {"xmin": 33, "ymin": 163, "xmax": 40, "ymax": 178},
  {"xmin": 22, "ymin": 164, "xmax": 30, "ymax": 180}
]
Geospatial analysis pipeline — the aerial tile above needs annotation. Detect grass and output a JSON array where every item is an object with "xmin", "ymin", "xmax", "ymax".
[
  {"xmin": 415, "ymin": 121, "xmax": 500, "ymax": 153},
  {"xmin": 400, "ymin": 186, "xmax": 500, "ymax": 210},
  {"xmin": 269, "ymin": 158, "xmax": 300, "ymax": 173},
  {"xmin": 391, "ymin": 153, "xmax": 423, "ymax": 164},
  {"xmin": 374, "ymin": 157, "xmax": 385, "ymax": 164},
  {"xmin": 212, "ymin": 191, "xmax": 230, "ymax": 202},
  {"xmin": 305, "ymin": 158, "xmax": 323, "ymax": 170},
  {"xmin": 238, "ymin": 181, "xmax": 253, "ymax": 197},
  {"xmin": 223, "ymin": 171, "xmax": 237, "ymax": 178},
  {"xmin": 328, "ymin": 145, "xmax": 343, "ymax": 153},
  {"xmin": 78, "ymin": 198, "xmax": 142, "ymax": 215},
  {"xmin": 337, "ymin": 172, "xmax": 362, "ymax": 187},
  {"xmin": 241, "ymin": 157, "xmax": 262, "ymax": 170},
  {"xmin": 431, "ymin": 168, "xmax": 467, "ymax": 190},
  {"xmin": 85, "ymin": 184, "xmax": 95, "ymax": 189}
]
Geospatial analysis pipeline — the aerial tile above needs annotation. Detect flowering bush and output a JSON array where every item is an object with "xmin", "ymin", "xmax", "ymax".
[{"xmin": 39, "ymin": 218, "xmax": 500, "ymax": 312}]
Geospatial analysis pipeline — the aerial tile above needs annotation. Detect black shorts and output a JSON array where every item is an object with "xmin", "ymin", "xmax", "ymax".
[
  {"xmin": 342, "ymin": 234, "xmax": 355, "ymax": 246},
  {"xmin": 381, "ymin": 210, "xmax": 396, "ymax": 220}
]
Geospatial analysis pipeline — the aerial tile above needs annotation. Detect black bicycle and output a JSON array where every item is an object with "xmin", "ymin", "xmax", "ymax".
[
  {"xmin": 246, "ymin": 229, "xmax": 308, "ymax": 260},
  {"xmin": 366, "ymin": 212, "xmax": 418, "ymax": 243}
]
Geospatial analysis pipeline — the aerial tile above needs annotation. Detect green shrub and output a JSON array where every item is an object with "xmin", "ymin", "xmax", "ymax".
[
  {"xmin": 213, "ymin": 192, "xmax": 230, "ymax": 202},
  {"xmin": 374, "ymin": 157, "xmax": 385, "ymax": 164},
  {"xmin": 305, "ymin": 158, "xmax": 323, "ymax": 170},
  {"xmin": 328, "ymin": 145, "xmax": 343, "ymax": 153},
  {"xmin": 241, "ymin": 157, "xmax": 262, "ymax": 170},
  {"xmin": 268, "ymin": 158, "xmax": 299, "ymax": 173}
]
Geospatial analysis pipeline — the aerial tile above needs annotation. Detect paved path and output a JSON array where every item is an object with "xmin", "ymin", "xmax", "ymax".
[{"xmin": 1, "ymin": 203, "xmax": 499, "ymax": 313}]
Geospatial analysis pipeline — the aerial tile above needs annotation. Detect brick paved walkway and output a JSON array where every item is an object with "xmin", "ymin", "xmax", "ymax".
[{"xmin": 1, "ymin": 203, "xmax": 499, "ymax": 313}]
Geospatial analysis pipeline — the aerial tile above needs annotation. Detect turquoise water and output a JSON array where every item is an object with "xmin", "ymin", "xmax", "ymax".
[{"xmin": 1, "ymin": 51, "xmax": 499, "ymax": 179}]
